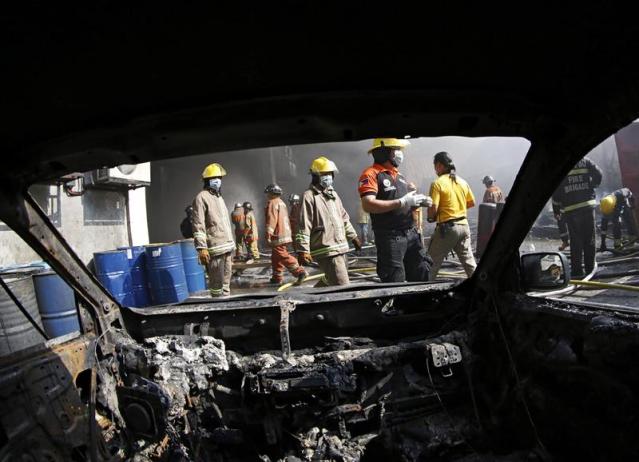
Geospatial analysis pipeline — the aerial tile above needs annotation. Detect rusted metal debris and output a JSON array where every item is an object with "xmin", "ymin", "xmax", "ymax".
[{"xmin": 105, "ymin": 330, "xmax": 480, "ymax": 461}]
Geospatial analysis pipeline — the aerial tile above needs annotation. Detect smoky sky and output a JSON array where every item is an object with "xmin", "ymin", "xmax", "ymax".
[{"xmin": 147, "ymin": 136, "xmax": 623, "ymax": 244}]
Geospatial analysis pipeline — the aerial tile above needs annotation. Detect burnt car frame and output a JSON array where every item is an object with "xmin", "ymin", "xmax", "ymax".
[{"xmin": 2, "ymin": 5, "xmax": 639, "ymax": 461}]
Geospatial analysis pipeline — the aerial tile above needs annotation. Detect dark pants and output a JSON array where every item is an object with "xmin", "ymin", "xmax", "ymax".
[
  {"xmin": 613, "ymin": 208, "xmax": 638, "ymax": 239},
  {"xmin": 373, "ymin": 227, "xmax": 433, "ymax": 282},
  {"xmin": 565, "ymin": 208, "xmax": 596, "ymax": 277},
  {"xmin": 558, "ymin": 215, "xmax": 569, "ymax": 244}
]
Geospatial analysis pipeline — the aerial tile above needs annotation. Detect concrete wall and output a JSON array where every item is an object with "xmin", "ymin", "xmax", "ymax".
[{"xmin": 0, "ymin": 184, "xmax": 150, "ymax": 267}]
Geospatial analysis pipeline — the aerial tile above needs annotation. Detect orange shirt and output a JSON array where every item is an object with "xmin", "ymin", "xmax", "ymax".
[{"xmin": 358, "ymin": 163, "xmax": 400, "ymax": 197}]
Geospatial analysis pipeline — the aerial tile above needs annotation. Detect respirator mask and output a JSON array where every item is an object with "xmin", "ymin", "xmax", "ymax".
[
  {"xmin": 390, "ymin": 150, "xmax": 404, "ymax": 167},
  {"xmin": 319, "ymin": 174, "xmax": 333, "ymax": 189},
  {"xmin": 207, "ymin": 178, "xmax": 222, "ymax": 192}
]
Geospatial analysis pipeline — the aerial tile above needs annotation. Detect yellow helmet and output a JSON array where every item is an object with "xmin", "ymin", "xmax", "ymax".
[
  {"xmin": 600, "ymin": 194, "xmax": 617, "ymax": 216},
  {"xmin": 309, "ymin": 156, "xmax": 339, "ymax": 174},
  {"xmin": 201, "ymin": 163, "xmax": 227, "ymax": 179},
  {"xmin": 368, "ymin": 138, "xmax": 410, "ymax": 153}
]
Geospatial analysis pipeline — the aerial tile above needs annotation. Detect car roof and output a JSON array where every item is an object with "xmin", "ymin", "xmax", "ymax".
[{"xmin": 3, "ymin": 5, "xmax": 639, "ymax": 184}]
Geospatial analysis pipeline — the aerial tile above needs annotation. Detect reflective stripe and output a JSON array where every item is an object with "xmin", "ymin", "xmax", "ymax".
[
  {"xmin": 270, "ymin": 237, "xmax": 292, "ymax": 246},
  {"xmin": 296, "ymin": 233, "xmax": 310, "ymax": 243},
  {"xmin": 310, "ymin": 243, "xmax": 349, "ymax": 257},
  {"xmin": 193, "ymin": 232, "xmax": 207, "ymax": 238},
  {"xmin": 563, "ymin": 199, "xmax": 596, "ymax": 212},
  {"xmin": 208, "ymin": 242, "xmax": 235, "ymax": 254},
  {"xmin": 567, "ymin": 168, "xmax": 589, "ymax": 176},
  {"xmin": 210, "ymin": 288, "xmax": 224, "ymax": 295}
]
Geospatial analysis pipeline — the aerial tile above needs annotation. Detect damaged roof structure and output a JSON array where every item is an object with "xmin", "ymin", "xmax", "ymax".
[{"xmin": 2, "ymin": 4, "xmax": 639, "ymax": 461}]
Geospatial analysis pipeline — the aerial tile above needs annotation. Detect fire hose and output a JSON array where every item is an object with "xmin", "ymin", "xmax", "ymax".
[
  {"xmin": 277, "ymin": 268, "xmax": 465, "ymax": 292},
  {"xmin": 568, "ymin": 279, "xmax": 639, "ymax": 293}
]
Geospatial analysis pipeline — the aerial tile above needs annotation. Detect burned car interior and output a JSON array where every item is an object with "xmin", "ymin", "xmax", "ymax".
[{"xmin": 2, "ymin": 6, "xmax": 639, "ymax": 461}]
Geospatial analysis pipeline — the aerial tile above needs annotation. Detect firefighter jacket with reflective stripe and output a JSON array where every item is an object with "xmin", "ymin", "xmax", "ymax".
[
  {"xmin": 231, "ymin": 209, "xmax": 245, "ymax": 235},
  {"xmin": 265, "ymin": 197, "xmax": 293, "ymax": 246},
  {"xmin": 244, "ymin": 210, "xmax": 259, "ymax": 243},
  {"xmin": 552, "ymin": 157, "xmax": 603, "ymax": 214},
  {"xmin": 296, "ymin": 185, "xmax": 358, "ymax": 259},
  {"xmin": 601, "ymin": 188, "xmax": 635, "ymax": 235},
  {"xmin": 191, "ymin": 189, "xmax": 235, "ymax": 256}
]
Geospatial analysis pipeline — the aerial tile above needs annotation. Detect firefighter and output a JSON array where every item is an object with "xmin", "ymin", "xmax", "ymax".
[
  {"xmin": 427, "ymin": 151, "xmax": 477, "ymax": 279},
  {"xmin": 180, "ymin": 205, "xmax": 194, "ymax": 239},
  {"xmin": 551, "ymin": 157, "xmax": 603, "ymax": 278},
  {"xmin": 408, "ymin": 182, "xmax": 424, "ymax": 238},
  {"xmin": 288, "ymin": 194, "xmax": 302, "ymax": 238},
  {"xmin": 358, "ymin": 138, "xmax": 433, "ymax": 282},
  {"xmin": 192, "ymin": 163, "xmax": 235, "ymax": 297},
  {"xmin": 264, "ymin": 183, "xmax": 307, "ymax": 285},
  {"xmin": 296, "ymin": 157, "xmax": 361, "ymax": 286},
  {"xmin": 230, "ymin": 202, "xmax": 245, "ymax": 260},
  {"xmin": 482, "ymin": 175, "xmax": 505, "ymax": 203},
  {"xmin": 242, "ymin": 201, "xmax": 260, "ymax": 262},
  {"xmin": 599, "ymin": 187, "xmax": 637, "ymax": 251}
]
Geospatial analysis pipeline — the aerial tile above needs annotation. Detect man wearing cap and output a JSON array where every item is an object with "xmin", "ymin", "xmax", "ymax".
[
  {"xmin": 358, "ymin": 138, "xmax": 433, "ymax": 282},
  {"xmin": 296, "ymin": 156, "xmax": 361, "ymax": 286},
  {"xmin": 481, "ymin": 176, "xmax": 505, "ymax": 204},
  {"xmin": 192, "ymin": 163, "xmax": 236, "ymax": 297}
]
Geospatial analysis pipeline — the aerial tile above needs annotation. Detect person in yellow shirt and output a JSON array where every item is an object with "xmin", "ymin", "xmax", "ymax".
[{"xmin": 427, "ymin": 151, "xmax": 477, "ymax": 279}]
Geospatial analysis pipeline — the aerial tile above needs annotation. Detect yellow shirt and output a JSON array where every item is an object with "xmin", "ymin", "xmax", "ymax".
[{"xmin": 429, "ymin": 174, "xmax": 475, "ymax": 224}]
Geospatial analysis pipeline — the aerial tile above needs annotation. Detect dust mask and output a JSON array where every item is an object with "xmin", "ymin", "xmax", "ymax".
[
  {"xmin": 319, "ymin": 174, "xmax": 333, "ymax": 189},
  {"xmin": 391, "ymin": 150, "xmax": 404, "ymax": 167},
  {"xmin": 208, "ymin": 178, "xmax": 222, "ymax": 192}
]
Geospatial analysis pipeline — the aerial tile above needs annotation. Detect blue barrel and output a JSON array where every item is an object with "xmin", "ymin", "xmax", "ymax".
[
  {"xmin": 178, "ymin": 239, "xmax": 207, "ymax": 294},
  {"xmin": 93, "ymin": 250, "xmax": 134, "ymax": 306},
  {"xmin": 145, "ymin": 243, "xmax": 189, "ymax": 305},
  {"xmin": 32, "ymin": 272, "xmax": 80, "ymax": 337},
  {"xmin": 118, "ymin": 246, "xmax": 150, "ymax": 307}
]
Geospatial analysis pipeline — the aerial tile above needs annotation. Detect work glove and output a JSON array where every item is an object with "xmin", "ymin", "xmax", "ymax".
[
  {"xmin": 298, "ymin": 252, "xmax": 313, "ymax": 266},
  {"xmin": 399, "ymin": 191, "xmax": 428, "ymax": 208},
  {"xmin": 197, "ymin": 248, "xmax": 210, "ymax": 266},
  {"xmin": 614, "ymin": 238, "xmax": 623, "ymax": 250},
  {"xmin": 352, "ymin": 237, "xmax": 362, "ymax": 251},
  {"xmin": 420, "ymin": 195, "xmax": 433, "ymax": 208}
]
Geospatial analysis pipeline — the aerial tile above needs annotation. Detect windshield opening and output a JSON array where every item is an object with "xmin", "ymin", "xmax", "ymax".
[{"xmin": 5, "ymin": 137, "xmax": 529, "ymax": 307}]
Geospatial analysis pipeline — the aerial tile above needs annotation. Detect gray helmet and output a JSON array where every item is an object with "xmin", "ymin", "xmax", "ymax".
[
  {"xmin": 243, "ymin": 201, "xmax": 253, "ymax": 211},
  {"xmin": 288, "ymin": 193, "xmax": 300, "ymax": 204},
  {"xmin": 482, "ymin": 175, "xmax": 495, "ymax": 186},
  {"xmin": 264, "ymin": 183, "xmax": 283, "ymax": 195},
  {"xmin": 234, "ymin": 202, "xmax": 242, "ymax": 208}
]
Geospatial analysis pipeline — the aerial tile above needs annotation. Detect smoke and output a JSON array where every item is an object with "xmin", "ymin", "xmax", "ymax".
[
  {"xmin": 148, "ymin": 137, "xmax": 533, "ymax": 243},
  {"xmin": 146, "ymin": 134, "xmax": 627, "ymax": 244}
]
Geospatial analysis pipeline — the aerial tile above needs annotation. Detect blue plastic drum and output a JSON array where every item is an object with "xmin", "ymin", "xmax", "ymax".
[
  {"xmin": 93, "ymin": 250, "xmax": 134, "ymax": 306},
  {"xmin": 178, "ymin": 239, "xmax": 207, "ymax": 294},
  {"xmin": 118, "ymin": 246, "xmax": 150, "ymax": 307},
  {"xmin": 32, "ymin": 271, "xmax": 80, "ymax": 337},
  {"xmin": 145, "ymin": 243, "xmax": 189, "ymax": 305}
]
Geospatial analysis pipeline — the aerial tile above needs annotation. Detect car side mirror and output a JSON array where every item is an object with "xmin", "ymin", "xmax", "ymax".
[{"xmin": 520, "ymin": 252, "xmax": 570, "ymax": 292}]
